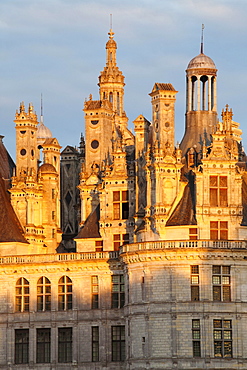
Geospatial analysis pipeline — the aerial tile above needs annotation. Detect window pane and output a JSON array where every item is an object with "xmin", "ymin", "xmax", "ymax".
[
  {"xmin": 191, "ymin": 286, "xmax": 199, "ymax": 301},
  {"xmin": 224, "ymin": 342, "xmax": 232, "ymax": 357},
  {"xmin": 122, "ymin": 191, "xmax": 128, "ymax": 201},
  {"xmin": 213, "ymin": 286, "xmax": 221, "ymax": 301},
  {"xmin": 214, "ymin": 330, "xmax": 222, "ymax": 340},
  {"xmin": 191, "ymin": 265, "xmax": 199, "ymax": 274},
  {"xmin": 222, "ymin": 266, "xmax": 230, "ymax": 274},
  {"xmin": 113, "ymin": 191, "xmax": 120, "ymax": 201},
  {"xmin": 219, "ymin": 189, "xmax": 227, "ymax": 206},
  {"xmin": 193, "ymin": 341, "xmax": 201, "ymax": 357},
  {"xmin": 220, "ymin": 176, "xmax": 227, "ymax": 187},
  {"xmin": 222, "ymin": 276, "xmax": 230, "ymax": 285},
  {"xmin": 213, "ymin": 266, "xmax": 221, "ymax": 274},
  {"xmin": 210, "ymin": 188, "xmax": 218, "ymax": 206},
  {"xmin": 210, "ymin": 230, "xmax": 218, "ymax": 240},
  {"xmin": 214, "ymin": 341, "xmax": 222, "ymax": 357},
  {"xmin": 191, "ymin": 276, "xmax": 199, "ymax": 284},
  {"xmin": 192, "ymin": 320, "xmax": 200, "ymax": 329},
  {"xmin": 213, "ymin": 276, "xmax": 220, "ymax": 285},
  {"xmin": 220, "ymin": 230, "xmax": 228, "ymax": 240},
  {"xmin": 210, "ymin": 176, "xmax": 218, "ymax": 187}
]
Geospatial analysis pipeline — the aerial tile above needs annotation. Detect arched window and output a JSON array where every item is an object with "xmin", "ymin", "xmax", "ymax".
[
  {"xmin": 58, "ymin": 276, "xmax": 72, "ymax": 311},
  {"xmin": 37, "ymin": 277, "xmax": 51, "ymax": 311},
  {"xmin": 16, "ymin": 278, "xmax": 29, "ymax": 312}
]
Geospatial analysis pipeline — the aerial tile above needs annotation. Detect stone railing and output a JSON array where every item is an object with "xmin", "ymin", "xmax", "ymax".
[
  {"xmin": 0, "ymin": 251, "xmax": 119, "ymax": 265},
  {"xmin": 0, "ymin": 240, "xmax": 246, "ymax": 265},
  {"xmin": 120, "ymin": 240, "xmax": 247, "ymax": 253}
]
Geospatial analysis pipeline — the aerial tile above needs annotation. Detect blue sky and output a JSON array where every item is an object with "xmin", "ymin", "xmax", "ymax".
[{"xmin": 0, "ymin": 0, "xmax": 247, "ymax": 159}]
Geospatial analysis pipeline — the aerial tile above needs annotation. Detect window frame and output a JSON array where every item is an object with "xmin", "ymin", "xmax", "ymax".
[
  {"xmin": 58, "ymin": 327, "xmax": 73, "ymax": 363},
  {"xmin": 91, "ymin": 275, "xmax": 99, "ymax": 309},
  {"xmin": 191, "ymin": 265, "xmax": 199, "ymax": 301},
  {"xmin": 92, "ymin": 326, "xmax": 99, "ymax": 362},
  {"xmin": 37, "ymin": 276, "xmax": 51, "ymax": 312},
  {"xmin": 192, "ymin": 319, "xmax": 201, "ymax": 357},
  {"xmin": 58, "ymin": 276, "xmax": 72, "ymax": 311},
  {"xmin": 16, "ymin": 277, "xmax": 29, "ymax": 312},
  {"xmin": 36, "ymin": 328, "xmax": 51, "ymax": 364},
  {"xmin": 112, "ymin": 326, "xmax": 125, "ymax": 362},
  {"xmin": 113, "ymin": 190, "xmax": 129, "ymax": 220},
  {"xmin": 15, "ymin": 329, "xmax": 29, "ymax": 364},
  {"xmin": 212, "ymin": 265, "xmax": 231, "ymax": 302},
  {"xmin": 213, "ymin": 319, "xmax": 232, "ymax": 358},
  {"xmin": 111, "ymin": 275, "xmax": 125, "ymax": 309}
]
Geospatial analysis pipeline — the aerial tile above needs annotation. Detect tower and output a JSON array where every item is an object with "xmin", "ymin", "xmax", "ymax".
[
  {"xmin": 180, "ymin": 41, "xmax": 217, "ymax": 155},
  {"xmin": 98, "ymin": 28, "xmax": 126, "ymax": 120},
  {"xmin": 14, "ymin": 102, "xmax": 39, "ymax": 179},
  {"xmin": 149, "ymin": 83, "xmax": 177, "ymax": 148}
]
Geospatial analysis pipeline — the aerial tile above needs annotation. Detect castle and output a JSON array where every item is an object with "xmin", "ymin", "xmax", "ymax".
[{"xmin": 0, "ymin": 28, "xmax": 247, "ymax": 369}]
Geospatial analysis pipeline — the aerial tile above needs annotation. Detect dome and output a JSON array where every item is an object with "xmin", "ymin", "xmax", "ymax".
[
  {"xmin": 39, "ymin": 163, "xmax": 56, "ymax": 173},
  {"xmin": 106, "ymin": 38, "xmax": 117, "ymax": 49},
  {"xmin": 37, "ymin": 122, "xmax": 52, "ymax": 139},
  {"xmin": 187, "ymin": 53, "xmax": 216, "ymax": 70}
]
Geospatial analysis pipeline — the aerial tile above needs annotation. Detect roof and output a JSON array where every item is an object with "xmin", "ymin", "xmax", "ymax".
[
  {"xmin": 152, "ymin": 83, "xmax": 176, "ymax": 92},
  {"xmin": 0, "ymin": 136, "xmax": 15, "ymax": 182},
  {"xmin": 61, "ymin": 146, "xmax": 80, "ymax": 155},
  {"xmin": 37, "ymin": 122, "xmax": 52, "ymax": 139},
  {"xmin": 187, "ymin": 53, "xmax": 216, "ymax": 70},
  {"xmin": 39, "ymin": 163, "xmax": 57, "ymax": 173},
  {"xmin": 0, "ymin": 177, "xmax": 28, "ymax": 243},
  {"xmin": 166, "ymin": 179, "xmax": 197, "ymax": 227},
  {"xmin": 75, "ymin": 204, "xmax": 101, "ymax": 239}
]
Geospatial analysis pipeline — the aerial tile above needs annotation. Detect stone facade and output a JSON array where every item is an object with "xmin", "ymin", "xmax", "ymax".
[{"xmin": 0, "ymin": 28, "xmax": 247, "ymax": 369}]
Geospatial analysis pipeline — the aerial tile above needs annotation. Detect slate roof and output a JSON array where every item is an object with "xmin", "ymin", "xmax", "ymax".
[
  {"xmin": 0, "ymin": 136, "xmax": 15, "ymax": 183},
  {"xmin": 0, "ymin": 177, "xmax": 27, "ymax": 243},
  {"xmin": 152, "ymin": 83, "xmax": 176, "ymax": 92},
  {"xmin": 166, "ymin": 182, "xmax": 197, "ymax": 226},
  {"xmin": 75, "ymin": 204, "xmax": 101, "ymax": 239}
]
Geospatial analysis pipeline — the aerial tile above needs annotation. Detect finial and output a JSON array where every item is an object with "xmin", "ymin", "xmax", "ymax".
[{"xmin": 200, "ymin": 24, "xmax": 204, "ymax": 54}]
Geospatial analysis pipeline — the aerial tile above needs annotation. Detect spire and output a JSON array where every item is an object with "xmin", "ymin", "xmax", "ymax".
[
  {"xmin": 40, "ymin": 93, "xmax": 44, "ymax": 124},
  {"xmin": 200, "ymin": 24, "xmax": 204, "ymax": 54}
]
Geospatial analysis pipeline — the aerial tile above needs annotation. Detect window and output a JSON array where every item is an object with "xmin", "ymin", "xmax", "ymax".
[
  {"xmin": 112, "ymin": 275, "xmax": 125, "ymax": 308},
  {"xmin": 210, "ymin": 176, "xmax": 227, "ymax": 207},
  {"xmin": 112, "ymin": 326, "xmax": 125, "ymax": 361},
  {"xmin": 213, "ymin": 320, "xmax": 232, "ymax": 358},
  {"xmin": 52, "ymin": 189, "xmax": 55, "ymax": 199},
  {"xmin": 192, "ymin": 320, "xmax": 201, "ymax": 357},
  {"xmin": 91, "ymin": 276, "xmax": 99, "ymax": 309},
  {"xmin": 58, "ymin": 276, "xmax": 72, "ymax": 310},
  {"xmin": 191, "ymin": 265, "xmax": 199, "ymax": 301},
  {"xmin": 37, "ymin": 277, "xmax": 51, "ymax": 311},
  {"xmin": 15, "ymin": 329, "xmax": 29, "ymax": 364},
  {"xmin": 113, "ymin": 191, "xmax": 129, "ymax": 220},
  {"xmin": 113, "ymin": 234, "xmax": 129, "ymax": 251},
  {"xmin": 36, "ymin": 328, "xmax": 51, "ymax": 363},
  {"xmin": 210, "ymin": 221, "xmax": 228, "ymax": 240},
  {"xmin": 212, "ymin": 266, "xmax": 231, "ymax": 301},
  {"xmin": 52, "ymin": 211, "xmax": 55, "ymax": 220},
  {"xmin": 92, "ymin": 326, "xmax": 99, "ymax": 362},
  {"xmin": 95, "ymin": 240, "xmax": 103, "ymax": 252},
  {"xmin": 58, "ymin": 328, "xmax": 72, "ymax": 363},
  {"xmin": 16, "ymin": 278, "xmax": 29, "ymax": 312},
  {"xmin": 189, "ymin": 228, "xmax": 198, "ymax": 240}
]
